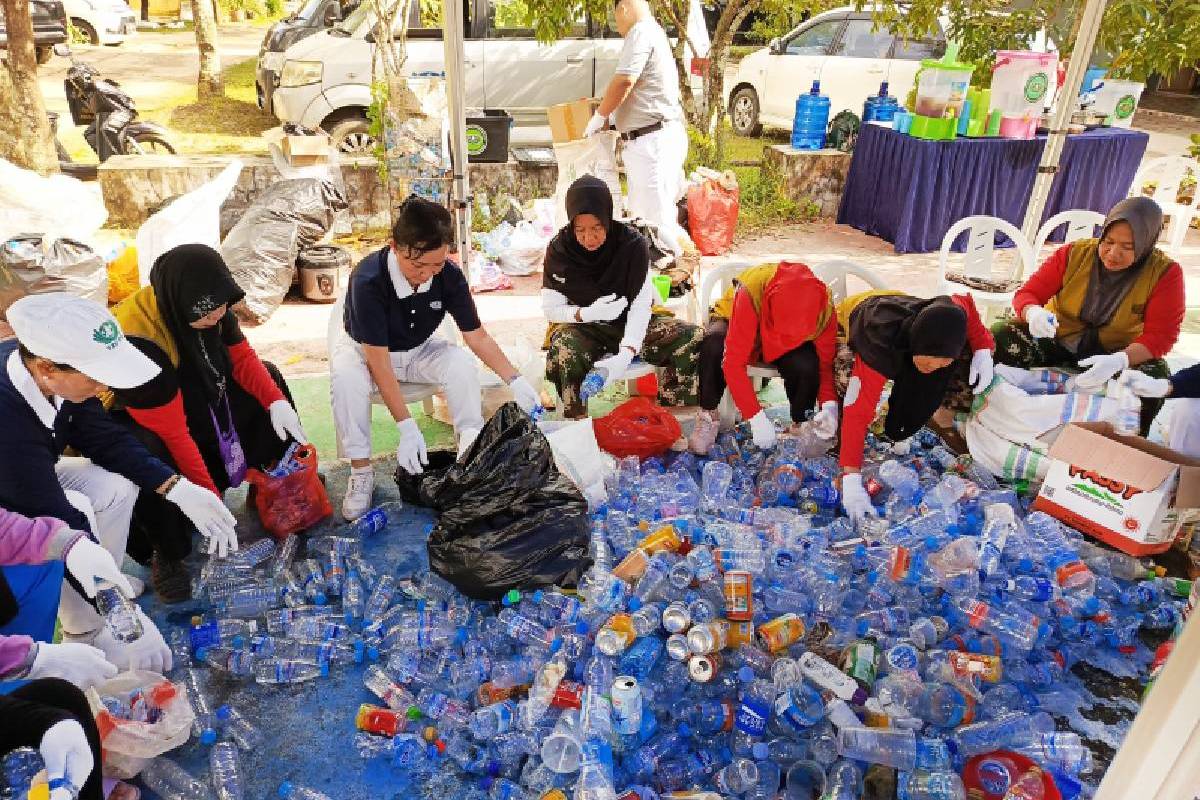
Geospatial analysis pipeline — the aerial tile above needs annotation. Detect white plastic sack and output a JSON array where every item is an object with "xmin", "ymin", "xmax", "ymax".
[
  {"xmin": 0, "ymin": 159, "xmax": 107, "ymax": 244},
  {"xmin": 553, "ymin": 132, "xmax": 622, "ymax": 228},
  {"xmin": 86, "ymin": 671, "xmax": 195, "ymax": 779},
  {"xmin": 498, "ymin": 220, "xmax": 548, "ymax": 276},
  {"xmin": 962, "ymin": 368, "xmax": 1119, "ymax": 484},
  {"xmin": 540, "ymin": 418, "xmax": 611, "ymax": 509},
  {"xmin": 135, "ymin": 160, "xmax": 243, "ymax": 286}
]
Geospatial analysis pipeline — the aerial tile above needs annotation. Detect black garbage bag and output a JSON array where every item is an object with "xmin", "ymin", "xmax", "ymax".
[{"xmin": 394, "ymin": 403, "xmax": 591, "ymax": 600}]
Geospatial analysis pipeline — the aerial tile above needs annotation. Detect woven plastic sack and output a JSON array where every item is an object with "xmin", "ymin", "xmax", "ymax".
[
  {"xmin": 686, "ymin": 176, "xmax": 739, "ymax": 256},
  {"xmin": 246, "ymin": 445, "xmax": 333, "ymax": 539},
  {"xmin": 593, "ymin": 396, "xmax": 682, "ymax": 460},
  {"xmin": 86, "ymin": 671, "xmax": 194, "ymax": 779},
  {"xmin": 107, "ymin": 244, "xmax": 140, "ymax": 304}
]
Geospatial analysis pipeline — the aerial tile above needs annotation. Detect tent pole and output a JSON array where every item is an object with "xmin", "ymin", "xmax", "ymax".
[
  {"xmin": 1018, "ymin": 0, "xmax": 1108, "ymax": 270},
  {"xmin": 441, "ymin": 0, "xmax": 471, "ymax": 274}
]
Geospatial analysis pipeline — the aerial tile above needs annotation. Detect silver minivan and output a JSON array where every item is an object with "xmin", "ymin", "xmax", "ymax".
[{"xmin": 270, "ymin": 0, "xmax": 633, "ymax": 152}]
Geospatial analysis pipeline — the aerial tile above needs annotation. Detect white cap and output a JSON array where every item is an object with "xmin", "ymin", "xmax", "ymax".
[{"xmin": 6, "ymin": 293, "xmax": 160, "ymax": 389}]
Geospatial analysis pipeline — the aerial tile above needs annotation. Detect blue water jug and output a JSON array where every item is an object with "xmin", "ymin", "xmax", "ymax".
[
  {"xmin": 791, "ymin": 80, "xmax": 830, "ymax": 149},
  {"xmin": 863, "ymin": 81, "xmax": 900, "ymax": 124}
]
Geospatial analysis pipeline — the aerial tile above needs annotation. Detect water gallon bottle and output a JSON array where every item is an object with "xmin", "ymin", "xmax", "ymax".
[
  {"xmin": 792, "ymin": 80, "xmax": 831, "ymax": 150},
  {"xmin": 863, "ymin": 81, "xmax": 900, "ymax": 125}
]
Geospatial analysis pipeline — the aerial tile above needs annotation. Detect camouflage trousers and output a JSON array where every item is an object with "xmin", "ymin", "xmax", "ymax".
[
  {"xmin": 546, "ymin": 316, "xmax": 702, "ymax": 418},
  {"xmin": 991, "ymin": 317, "xmax": 1171, "ymax": 434}
]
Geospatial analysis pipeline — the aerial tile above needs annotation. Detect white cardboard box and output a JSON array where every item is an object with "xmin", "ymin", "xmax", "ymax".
[{"xmin": 1033, "ymin": 422, "xmax": 1200, "ymax": 555}]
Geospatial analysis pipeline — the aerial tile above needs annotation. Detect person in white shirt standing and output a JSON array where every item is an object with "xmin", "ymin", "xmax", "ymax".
[{"xmin": 585, "ymin": 0, "xmax": 690, "ymax": 255}]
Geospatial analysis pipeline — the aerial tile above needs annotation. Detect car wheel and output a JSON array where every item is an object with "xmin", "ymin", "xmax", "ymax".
[
  {"xmin": 36, "ymin": 46, "xmax": 54, "ymax": 65},
  {"xmin": 729, "ymin": 86, "xmax": 762, "ymax": 137},
  {"xmin": 328, "ymin": 116, "xmax": 376, "ymax": 156},
  {"xmin": 71, "ymin": 18, "xmax": 100, "ymax": 45}
]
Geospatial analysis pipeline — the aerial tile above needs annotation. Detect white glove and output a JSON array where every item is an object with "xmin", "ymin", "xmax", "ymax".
[
  {"xmin": 29, "ymin": 642, "xmax": 117, "ymax": 689},
  {"xmin": 969, "ymin": 349, "xmax": 994, "ymax": 394},
  {"xmin": 267, "ymin": 399, "xmax": 308, "ymax": 444},
  {"xmin": 810, "ymin": 401, "xmax": 839, "ymax": 439},
  {"xmin": 508, "ymin": 375, "xmax": 541, "ymax": 414},
  {"xmin": 1120, "ymin": 369, "xmax": 1171, "ymax": 398},
  {"xmin": 63, "ymin": 537, "xmax": 133, "ymax": 599},
  {"xmin": 1074, "ymin": 351, "xmax": 1130, "ymax": 391},
  {"xmin": 166, "ymin": 478, "xmax": 238, "ymax": 558},
  {"xmin": 579, "ymin": 294, "xmax": 628, "ymax": 323},
  {"xmin": 582, "ymin": 112, "xmax": 606, "ymax": 138},
  {"xmin": 1024, "ymin": 305, "xmax": 1059, "ymax": 339},
  {"xmin": 594, "ymin": 349, "xmax": 635, "ymax": 388},
  {"xmin": 748, "ymin": 410, "xmax": 777, "ymax": 450},
  {"xmin": 841, "ymin": 472, "xmax": 877, "ymax": 523},
  {"xmin": 396, "ymin": 417, "xmax": 429, "ymax": 476},
  {"xmin": 93, "ymin": 608, "xmax": 172, "ymax": 673},
  {"xmin": 40, "ymin": 720, "xmax": 93, "ymax": 799}
]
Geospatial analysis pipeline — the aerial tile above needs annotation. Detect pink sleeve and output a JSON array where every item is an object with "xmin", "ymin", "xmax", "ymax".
[
  {"xmin": 838, "ymin": 357, "xmax": 887, "ymax": 470},
  {"xmin": 0, "ymin": 507, "xmax": 80, "ymax": 566},
  {"xmin": 1135, "ymin": 263, "xmax": 1184, "ymax": 359},
  {"xmin": 0, "ymin": 636, "xmax": 35, "ymax": 679},
  {"xmin": 951, "ymin": 294, "xmax": 995, "ymax": 352},
  {"xmin": 1013, "ymin": 244, "xmax": 1071, "ymax": 318}
]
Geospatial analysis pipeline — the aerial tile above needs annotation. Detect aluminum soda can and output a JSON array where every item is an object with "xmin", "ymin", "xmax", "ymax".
[
  {"xmin": 688, "ymin": 653, "xmax": 721, "ymax": 683},
  {"xmin": 610, "ymin": 675, "xmax": 642, "ymax": 735}
]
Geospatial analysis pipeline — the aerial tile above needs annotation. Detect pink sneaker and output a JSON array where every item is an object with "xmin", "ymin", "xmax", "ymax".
[{"xmin": 688, "ymin": 410, "xmax": 720, "ymax": 455}]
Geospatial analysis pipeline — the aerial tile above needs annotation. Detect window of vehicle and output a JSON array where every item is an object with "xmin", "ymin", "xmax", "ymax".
[
  {"xmin": 490, "ymin": 0, "xmax": 584, "ymax": 39},
  {"xmin": 832, "ymin": 17, "xmax": 892, "ymax": 58},
  {"xmin": 783, "ymin": 17, "xmax": 843, "ymax": 56},
  {"xmin": 382, "ymin": 0, "xmax": 471, "ymax": 39},
  {"xmin": 294, "ymin": 0, "xmax": 323, "ymax": 21},
  {"xmin": 892, "ymin": 32, "xmax": 945, "ymax": 61}
]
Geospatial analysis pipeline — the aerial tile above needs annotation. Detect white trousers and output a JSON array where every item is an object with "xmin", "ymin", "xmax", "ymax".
[
  {"xmin": 330, "ymin": 327, "xmax": 484, "ymax": 461},
  {"xmin": 622, "ymin": 119, "xmax": 689, "ymax": 256},
  {"xmin": 55, "ymin": 457, "xmax": 138, "ymax": 636},
  {"xmin": 1168, "ymin": 398, "xmax": 1200, "ymax": 459}
]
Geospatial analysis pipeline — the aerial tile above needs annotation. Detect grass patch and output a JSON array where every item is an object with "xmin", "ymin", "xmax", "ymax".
[{"xmin": 139, "ymin": 56, "xmax": 275, "ymax": 153}]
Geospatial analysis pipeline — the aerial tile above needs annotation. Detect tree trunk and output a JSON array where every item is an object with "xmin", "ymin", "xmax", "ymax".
[
  {"xmin": 191, "ymin": 0, "xmax": 223, "ymax": 99},
  {"xmin": 701, "ymin": 0, "xmax": 754, "ymax": 135},
  {"xmin": 0, "ymin": 0, "xmax": 58, "ymax": 174},
  {"xmin": 139, "ymin": 0, "xmax": 149, "ymax": 21}
]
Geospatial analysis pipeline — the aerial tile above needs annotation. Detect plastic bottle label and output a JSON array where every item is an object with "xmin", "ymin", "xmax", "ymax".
[{"xmin": 734, "ymin": 696, "xmax": 770, "ymax": 736}]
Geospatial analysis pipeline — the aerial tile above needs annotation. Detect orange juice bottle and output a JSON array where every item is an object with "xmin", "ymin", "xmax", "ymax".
[
  {"xmin": 638, "ymin": 524, "xmax": 682, "ymax": 555},
  {"xmin": 756, "ymin": 613, "xmax": 806, "ymax": 652}
]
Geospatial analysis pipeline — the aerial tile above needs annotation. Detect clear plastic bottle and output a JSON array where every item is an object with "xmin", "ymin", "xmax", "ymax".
[
  {"xmin": 182, "ymin": 668, "xmax": 220, "ymax": 745},
  {"xmin": 1110, "ymin": 378, "xmax": 1141, "ymax": 436},
  {"xmin": 95, "ymin": 581, "xmax": 143, "ymax": 642},
  {"xmin": 470, "ymin": 699, "xmax": 517, "ymax": 739},
  {"xmin": 209, "ymin": 742, "xmax": 245, "ymax": 800},
  {"xmin": 897, "ymin": 770, "xmax": 967, "ymax": 800},
  {"xmin": 216, "ymin": 705, "xmax": 263, "ymax": 750},
  {"xmin": 363, "ymin": 574, "xmax": 396, "ymax": 624},
  {"xmin": 951, "ymin": 712, "xmax": 1055, "ymax": 758},
  {"xmin": 977, "ymin": 504, "xmax": 1016, "ymax": 580},
  {"xmin": 140, "ymin": 757, "xmax": 210, "ymax": 800},
  {"xmin": 579, "ymin": 368, "xmax": 607, "ymax": 405},
  {"xmin": 715, "ymin": 757, "xmax": 759, "ymax": 795},
  {"xmin": 254, "ymin": 658, "xmax": 326, "ymax": 684},
  {"xmin": 220, "ymin": 582, "xmax": 281, "ymax": 619}
]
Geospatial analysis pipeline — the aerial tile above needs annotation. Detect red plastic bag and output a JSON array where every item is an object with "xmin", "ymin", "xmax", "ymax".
[
  {"xmin": 687, "ymin": 176, "xmax": 739, "ymax": 256},
  {"xmin": 593, "ymin": 397, "xmax": 682, "ymax": 460},
  {"xmin": 246, "ymin": 445, "xmax": 332, "ymax": 539}
]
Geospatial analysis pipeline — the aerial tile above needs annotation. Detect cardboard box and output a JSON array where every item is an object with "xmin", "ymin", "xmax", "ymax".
[
  {"xmin": 1033, "ymin": 422, "xmax": 1200, "ymax": 556},
  {"xmin": 282, "ymin": 132, "xmax": 333, "ymax": 166},
  {"xmin": 547, "ymin": 99, "xmax": 597, "ymax": 144}
]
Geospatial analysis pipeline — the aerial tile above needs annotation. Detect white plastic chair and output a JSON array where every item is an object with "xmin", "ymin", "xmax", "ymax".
[
  {"xmin": 1032, "ymin": 209, "xmax": 1105, "ymax": 255},
  {"xmin": 1129, "ymin": 155, "xmax": 1200, "ymax": 256},
  {"xmin": 698, "ymin": 257, "xmax": 888, "ymax": 425},
  {"xmin": 326, "ymin": 293, "xmax": 458, "ymax": 458},
  {"xmin": 938, "ymin": 215, "xmax": 1036, "ymax": 324}
]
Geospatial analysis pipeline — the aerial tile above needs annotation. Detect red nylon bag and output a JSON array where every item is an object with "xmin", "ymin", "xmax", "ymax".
[
  {"xmin": 246, "ymin": 445, "xmax": 332, "ymax": 539},
  {"xmin": 593, "ymin": 397, "xmax": 682, "ymax": 460}
]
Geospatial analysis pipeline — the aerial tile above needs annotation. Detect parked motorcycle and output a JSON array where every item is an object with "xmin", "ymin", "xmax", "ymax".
[{"xmin": 52, "ymin": 43, "xmax": 175, "ymax": 164}]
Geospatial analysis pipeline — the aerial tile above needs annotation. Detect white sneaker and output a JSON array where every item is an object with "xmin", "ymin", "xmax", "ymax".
[
  {"xmin": 688, "ymin": 410, "xmax": 720, "ymax": 455},
  {"xmin": 342, "ymin": 467, "xmax": 375, "ymax": 521}
]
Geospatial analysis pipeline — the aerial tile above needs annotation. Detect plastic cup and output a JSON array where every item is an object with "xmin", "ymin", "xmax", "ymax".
[{"xmin": 652, "ymin": 274, "xmax": 672, "ymax": 304}]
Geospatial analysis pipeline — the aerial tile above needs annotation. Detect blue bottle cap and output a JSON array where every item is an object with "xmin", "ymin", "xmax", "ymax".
[
  {"xmin": 549, "ymin": 637, "xmax": 563, "ymax": 654},
  {"xmin": 574, "ymin": 620, "xmax": 591, "ymax": 636},
  {"xmin": 1082, "ymin": 597, "xmax": 1101, "ymax": 615},
  {"xmin": 532, "ymin": 589, "xmax": 545, "ymax": 603},
  {"xmin": 676, "ymin": 722, "xmax": 691, "ymax": 737},
  {"xmin": 627, "ymin": 597, "xmax": 643, "ymax": 612},
  {"xmin": 216, "ymin": 705, "xmax": 232, "ymax": 721},
  {"xmin": 455, "ymin": 627, "xmax": 469, "ymax": 646},
  {"xmin": 479, "ymin": 777, "xmax": 494, "ymax": 790},
  {"xmin": 1018, "ymin": 558, "xmax": 1034, "ymax": 573},
  {"xmin": 319, "ymin": 662, "xmax": 330, "ymax": 677},
  {"xmin": 231, "ymin": 635, "xmax": 245, "ymax": 649},
  {"xmin": 737, "ymin": 666, "xmax": 755, "ymax": 683},
  {"xmin": 923, "ymin": 536, "xmax": 939, "ymax": 551},
  {"xmin": 278, "ymin": 782, "xmax": 295, "ymax": 798},
  {"xmin": 855, "ymin": 619, "xmax": 870, "ymax": 637},
  {"xmin": 866, "ymin": 569, "xmax": 879, "ymax": 584},
  {"xmin": 195, "ymin": 647, "xmax": 209, "ymax": 661},
  {"xmin": 752, "ymin": 742, "xmax": 769, "ymax": 760},
  {"xmin": 354, "ymin": 640, "xmax": 366, "ymax": 663},
  {"xmin": 199, "ymin": 728, "xmax": 217, "ymax": 745},
  {"xmin": 314, "ymin": 592, "xmax": 328, "ymax": 606},
  {"xmin": 367, "ymin": 645, "xmax": 380, "ymax": 661},
  {"xmin": 344, "ymin": 611, "xmax": 355, "ymax": 624}
]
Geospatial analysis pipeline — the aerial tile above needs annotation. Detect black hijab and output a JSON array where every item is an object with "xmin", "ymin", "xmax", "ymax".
[
  {"xmin": 149, "ymin": 244, "xmax": 247, "ymax": 404},
  {"xmin": 850, "ymin": 294, "xmax": 969, "ymax": 443},
  {"xmin": 1076, "ymin": 196, "xmax": 1165, "ymax": 357},
  {"xmin": 543, "ymin": 175, "xmax": 649, "ymax": 314}
]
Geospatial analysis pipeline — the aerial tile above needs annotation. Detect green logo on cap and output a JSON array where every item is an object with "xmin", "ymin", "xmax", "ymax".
[{"xmin": 93, "ymin": 320, "xmax": 121, "ymax": 349}]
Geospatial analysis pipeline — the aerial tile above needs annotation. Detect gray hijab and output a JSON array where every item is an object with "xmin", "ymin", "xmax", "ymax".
[{"xmin": 1076, "ymin": 196, "xmax": 1164, "ymax": 358}]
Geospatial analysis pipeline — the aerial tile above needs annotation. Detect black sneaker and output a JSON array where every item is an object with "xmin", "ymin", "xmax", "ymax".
[{"xmin": 151, "ymin": 553, "xmax": 192, "ymax": 604}]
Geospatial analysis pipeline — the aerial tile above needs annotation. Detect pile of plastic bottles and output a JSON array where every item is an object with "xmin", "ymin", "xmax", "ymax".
[{"xmin": 159, "ymin": 423, "xmax": 1193, "ymax": 800}]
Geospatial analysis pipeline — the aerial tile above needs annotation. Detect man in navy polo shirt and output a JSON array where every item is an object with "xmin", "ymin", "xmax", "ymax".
[{"xmin": 331, "ymin": 196, "xmax": 542, "ymax": 520}]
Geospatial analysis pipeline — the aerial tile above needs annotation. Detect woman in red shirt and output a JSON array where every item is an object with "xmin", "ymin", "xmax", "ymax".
[
  {"xmin": 992, "ymin": 197, "xmax": 1182, "ymax": 434},
  {"xmin": 838, "ymin": 293, "xmax": 995, "ymax": 522}
]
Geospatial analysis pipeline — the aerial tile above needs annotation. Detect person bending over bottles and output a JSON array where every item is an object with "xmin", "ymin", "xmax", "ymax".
[
  {"xmin": 991, "ymin": 196, "xmax": 1183, "ymax": 434},
  {"xmin": 837, "ymin": 292, "xmax": 995, "ymax": 522},
  {"xmin": 688, "ymin": 260, "xmax": 839, "ymax": 455}
]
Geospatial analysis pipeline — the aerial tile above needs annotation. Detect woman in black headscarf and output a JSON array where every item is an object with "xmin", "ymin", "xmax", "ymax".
[
  {"xmin": 837, "ymin": 291, "xmax": 996, "ymax": 522},
  {"xmin": 108, "ymin": 244, "xmax": 305, "ymax": 601},
  {"xmin": 993, "ymin": 196, "xmax": 1183, "ymax": 433},
  {"xmin": 542, "ymin": 176, "xmax": 702, "ymax": 418}
]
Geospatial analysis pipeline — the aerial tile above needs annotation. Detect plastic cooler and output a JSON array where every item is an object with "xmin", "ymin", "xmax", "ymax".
[
  {"xmin": 914, "ymin": 58, "xmax": 974, "ymax": 119},
  {"xmin": 990, "ymin": 50, "xmax": 1057, "ymax": 139},
  {"xmin": 1090, "ymin": 79, "xmax": 1144, "ymax": 128}
]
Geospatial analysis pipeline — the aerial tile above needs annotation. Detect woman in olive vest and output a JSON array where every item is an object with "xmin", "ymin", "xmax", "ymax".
[{"xmin": 992, "ymin": 197, "xmax": 1183, "ymax": 434}]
